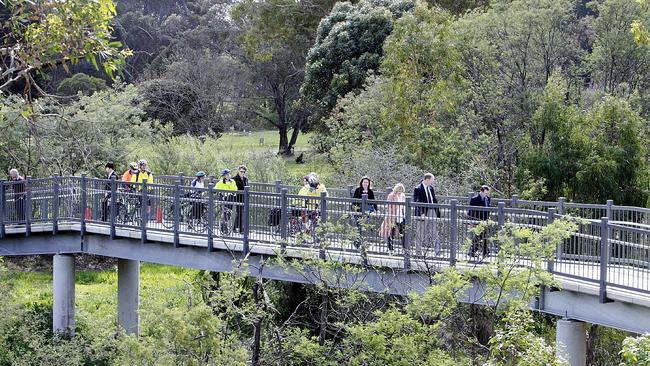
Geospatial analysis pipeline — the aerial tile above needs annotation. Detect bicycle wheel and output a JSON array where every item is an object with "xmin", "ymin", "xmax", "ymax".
[
  {"xmin": 218, "ymin": 208, "xmax": 234, "ymax": 236},
  {"xmin": 116, "ymin": 202, "xmax": 129, "ymax": 224},
  {"xmin": 287, "ymin": 217, "xmax": 302, "ymax": 236},
  {"xmin": 162, "ymin": 204, "xmax": 175, "ymax": 229}
]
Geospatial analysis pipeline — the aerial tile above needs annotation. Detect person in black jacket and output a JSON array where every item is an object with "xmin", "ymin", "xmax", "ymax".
[
  {"xmin": 102, "ymin": 162, "xmax": 119, "ymax": 221},
  {"xmin": 233, "ymin": 165, "xmax": 248, "ymax": 233},
  {"xmin": 352, "ymin": 176, "xmax": 377, "ymax": 213},
  {"xmin": 413, "ymin": 173, "xmax": 441, "ymax": 255},
  {"xmin": 468, "ymin": 185, "xmax": 492, "ymax": 257},
  {"xmin": 351, "ymin": 176, "xmax": 377, "ymax": 247}
]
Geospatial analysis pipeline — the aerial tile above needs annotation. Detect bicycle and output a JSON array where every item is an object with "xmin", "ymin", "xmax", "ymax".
[
  {"xmin": 215, "ymin": 193, "xmax": 236, "ymax": 236},
  {"xmin": 115, "ymin": 194, "xmax": 141, "ymax": 226},
  {"xmin": 163, "ymin": 192, "xmax": 207, "ymax": 232},
  {"xmin": 288, "ymin": 206, "xmax": 319, "ymax": 243}
]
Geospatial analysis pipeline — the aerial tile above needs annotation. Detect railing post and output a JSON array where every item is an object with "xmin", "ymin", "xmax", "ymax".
[
  {"xmin": 243, "ymin": 186, "xmax": 250, "ymax": 254},
  {"xmin": 207, "ymin": 183, "xmax": 215, "ymax": 252},
  {"xmin": 606, "ymin": 199, "xmax": 614, "ymax": 219},
  {"xmin": 511, "ymin": 194, "xmax": 519, "ymax": 208},
  {"xmin": 140, "ymin": 179, "xmax": 148, "ymax": 244},
  {"xmin": 53, "ymin": 177, "xmax": 60, "ymax": 235},
  {"xmin": 497, "ymin": 202, "xmax": 505, "ymax": 227},
  {"xmin": 25, "ymin": 176, "xmax": 32, "ymax": 236},
  {"xmin": 347, "ymin": 185, "xmax": 354, "ymax": 198},
  {"xmin": 173, "ymin": 183, "xmax": 180, "ymax": 248},
  {"xmin": 449, "ymin": 199, "xmax": 458, "ymax": 266},
  {"xmin": 280, "ymin": 188, "xmax": 288, "ymax": 247},
  {"xmin": 547, "ymin": 208, "xmax": 556, "ymax": 272},
  {"xmin": 319, "ymin": 191, "xmax": 327, "ymax": 259},
  {"xmin": 0, "ymin": 180, "xmax": 5, "ymax": 238},
  {"xmin": 274, "ymin": 180, "xmax": 282, "ymax": 194},
  {"xmin": 80, "ymin": 174, "xmax": 87, "ymax": 238},
  {"xmin": 110, "ymin": 177, "xmax": 117, "ymax": 239},
  {"xmin": 558, "ymin": 197, "xmax": 566, "ymax": 215},
  {"xmin": 178, "ymin": 172, "xmax": 185, "ymax": 186},
  {"xmin": 599, "ymin": 217, "xmax": 609, "ymax": 303},
  {"xmin": 403, "ymin": 197, "xmax": 412, "ymax": 269}
]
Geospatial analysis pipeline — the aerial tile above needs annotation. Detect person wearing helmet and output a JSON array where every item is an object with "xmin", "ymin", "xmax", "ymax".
[
  {"xmin": 215, "ymin": 169, "xmax": 238, "ymax": 233},
  {"xmin": 130, "ymin": 159, "xmax": 154, "ymax": 186},
  {"xmin": 297, "ymin": 172, "xmax": 327, "ymax": 209},
  {"xmin": 189, "ymin": 171, "xmax": 207, "ymax": 220},
  {"xmin": 215, "ymin": 169, "xmax": 237, "ymax": 192},
  {"xmin": 122, "ymin": 162, "xmax": 138, "ymax": 182},
  {"xmin": 192, "ymin": 171, "xmax": 206, "ymax": 189}
]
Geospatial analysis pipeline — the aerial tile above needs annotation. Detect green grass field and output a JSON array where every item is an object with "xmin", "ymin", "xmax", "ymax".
[
  {"xmin": 3, "ymin": 263, "xmax": 202, "ymax": 338},
  {"xmin": 217, "ymin": 130, "xmax": 335, "ymax": 183}
]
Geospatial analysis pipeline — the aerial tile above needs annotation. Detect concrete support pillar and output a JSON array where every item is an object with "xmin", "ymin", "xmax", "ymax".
[
  {"xmin": 556, "ymin": 319, "xmax": 586, "ymax": 366},
  {"xmin": 118, "ymin": 259, "xmax": 140, "ymax": 334},
  {"xmin": 53, "ymin": 254, "xmax": 75, "ymax": 335}
]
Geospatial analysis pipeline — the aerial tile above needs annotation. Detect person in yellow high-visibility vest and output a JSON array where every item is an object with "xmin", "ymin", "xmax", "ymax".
[{"xmin": 130, "ymin": 159, "xmax": 154, "ymax": 217}]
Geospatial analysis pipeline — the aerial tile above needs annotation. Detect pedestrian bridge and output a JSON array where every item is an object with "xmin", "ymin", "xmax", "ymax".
[{"xmin": 1, "ymin": 175, "xmax": 649, "ymax": 346}]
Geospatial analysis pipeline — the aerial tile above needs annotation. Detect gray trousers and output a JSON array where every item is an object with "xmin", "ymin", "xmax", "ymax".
[{"xmin": 415, "ymin": 211, "xmax": 440, "ymax": 256}]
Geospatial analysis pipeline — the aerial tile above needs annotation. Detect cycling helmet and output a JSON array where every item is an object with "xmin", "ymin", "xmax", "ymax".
[
  {"xmin": 196, "ymin": 171, "xmax": 206, "ymax": 177},
  {"xmin": 220, "ymin": 168, "xmax": 231, "ymax": 176},
  {"xmin": 129, "ymin": 162, "xmax": 138, "ymax": 170},
  {"xmin": 138, "ymin": 159, "xmax": 148, "ymax": 166},
  {"xmin": 307, "ymin": 174, "xmax": 319, "ymax": 188}
]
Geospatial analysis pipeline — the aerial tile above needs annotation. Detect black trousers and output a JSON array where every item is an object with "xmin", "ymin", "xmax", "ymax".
[
  {"xmin": 469, "ymin": 226, "xmax": 489, "ymax": 256},
  {"xmin": 388, "ymin": 221, "xmax": 405, "ymax": 251},
  {"xmin": 234, "ymin": 206, "xmax": 243, "ymax": 231}
]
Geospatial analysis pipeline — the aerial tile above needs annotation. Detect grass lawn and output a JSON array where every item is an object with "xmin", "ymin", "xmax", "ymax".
[
  {"xmin": 3, "ymin": 263, "xmax": 202, "ymax": 337},
  {"xmin": 218, "ymin": 129, "xmax": 312, "ymax": 153},
  {"xmin": 219, "ymin": 130, "xmax": 336, "ymax": 183}
]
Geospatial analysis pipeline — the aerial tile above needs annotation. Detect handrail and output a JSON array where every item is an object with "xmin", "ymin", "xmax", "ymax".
[{"xmin": 1, "ymin": 177, "xmax": 648, "ymax": 298}]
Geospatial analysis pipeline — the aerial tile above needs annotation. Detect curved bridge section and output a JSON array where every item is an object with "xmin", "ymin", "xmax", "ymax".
[{"xmin": 0, "ymin": 176, "xmax": 649, "ymax": 336}]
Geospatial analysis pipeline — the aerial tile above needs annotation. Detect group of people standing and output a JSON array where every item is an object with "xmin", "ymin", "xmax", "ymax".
[
  {"xmin": 352, "ymin": 173, "xmax": 492, "ymax": 257},
  {"xmin": 5, "ymin": 165, "xmax": 493, "ymax": 256}
]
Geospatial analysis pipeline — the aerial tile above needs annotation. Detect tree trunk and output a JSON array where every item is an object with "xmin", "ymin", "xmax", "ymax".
[
  {"xmin": 278, "ymin": 125, "xmax": 291, "ymax": 156},
  {"xmin": 586, "ymin": 324, "xmax": 598, "ymax": 365},
  {"xmin": 288, "ymin": 127, "xmax": 301, "ymax": 154},
  {"xmin": 252, "ymin": 280, "xmax": 263, "ymax": 366},
  {"xmin": 318, "ymin": 289, "xmax": 328, "ymax": 346}
]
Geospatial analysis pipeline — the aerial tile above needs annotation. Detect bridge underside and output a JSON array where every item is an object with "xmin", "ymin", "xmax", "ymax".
[{"xmin": 1, "ymin": 231, "xmax": 650, "ymax": 334}]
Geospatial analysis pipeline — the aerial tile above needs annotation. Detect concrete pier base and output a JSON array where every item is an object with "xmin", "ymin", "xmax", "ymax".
[
  {"xmin": 556, "ymin": 318, "xmax": 586, "ymax": 366},
  {"xmin": 118, "ymin": 258, "xmax": 140, "ymax": 334},
  {"xmin": 53, "ymin": 254, "xmax": 75, "ymax": 335}
]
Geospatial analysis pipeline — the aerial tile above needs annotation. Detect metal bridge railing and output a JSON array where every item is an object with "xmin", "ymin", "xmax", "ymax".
[{"xmin": 0, "ymin": 177, "xmax": 648, "ymax": 299}]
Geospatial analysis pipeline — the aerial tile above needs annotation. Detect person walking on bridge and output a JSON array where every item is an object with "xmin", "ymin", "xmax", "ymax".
[
  {"xmin": 130, "ymin": 159, "xmax": 154, "ymax": 186},
  {"xmin": 122, "ymin": 162, "xmax": 138, "ymax": 189},
  {"xmin": 101, "ymin": 162, "xmax": 119, "ymax": 221},
  {"xmin": 130, "ymin": 159, "xmax": 154, "ymax": 218},
  {"xmin": 232, "ymin": 165, "xmax": 248, "ymax": 233},
  {"xmin": 297, "ymin": 172, "xmax": 327, "ymax": 210},
  {"xmin": 468, "ymin": 185, "xmax": 492, "ymax": 257},
  {"xmin": 8, "ymin": 168, "xmax": 26, "ymax": 223},
  {"xmin": 413, "ymin": 173, "xmax": 441, "ymax": 256},
  {"xmin": 379, "ymin": 183, "xmax": 406, "ymax": 252}
]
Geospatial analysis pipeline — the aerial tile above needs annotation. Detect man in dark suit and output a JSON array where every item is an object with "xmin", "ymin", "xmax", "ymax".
[
  {"xmin": 413, "ymin": 173, "xmax": 441, "ymax": 255},
  {"xmin": 468, "ymin": 185, "xmax": 492, "ymax": 257},
  {"xmin": 233, "ymin": 165, "xmax": 248, "ymax": 233}
]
